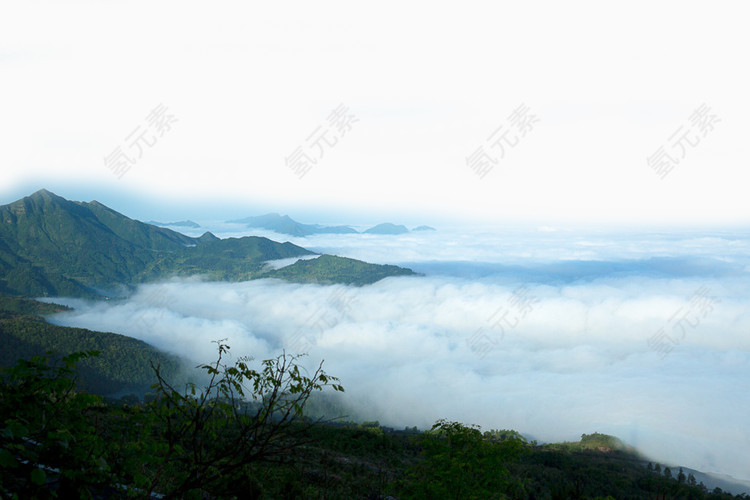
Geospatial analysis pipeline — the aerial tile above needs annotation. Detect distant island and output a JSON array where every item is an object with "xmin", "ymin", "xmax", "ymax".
[
  {"xmin": 228, "ymin": 213, "xmax": 357, "ymax": 236},
  {"xmin": 363, "ymin": 223, "xmax": 409, "ymax": 235},
  {"xmin": 146, "ymin": 220, "xmax": 201, "ymax": 228},
  {"xmin": 229, "ymin": 213, "xmax": 434, "ymax": 237}
]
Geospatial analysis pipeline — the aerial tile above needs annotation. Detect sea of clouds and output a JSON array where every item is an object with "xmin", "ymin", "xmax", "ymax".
[{"xmin": 42, "ymin": 225, "xmax": 750, "ymax": 481}]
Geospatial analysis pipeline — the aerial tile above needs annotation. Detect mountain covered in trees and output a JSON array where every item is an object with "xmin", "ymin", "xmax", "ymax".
[
  {"xmin": 0, "ymin": 190, "xmax": 415, "ymax": 297},
  {"xmin": 0, "ymin": 294, "xmax": 183, "ymax": 396}
]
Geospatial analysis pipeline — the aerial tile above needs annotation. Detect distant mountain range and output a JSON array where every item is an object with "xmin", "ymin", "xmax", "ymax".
[
  {"xmin": 0, "ymin": 190, "xmax": 415, "ymax": 298},
  {"xmin": 363, "ymin": 223, "xmax": 409, "ymax": 235},
  {"xmin": 147, "ymin": 220, "xmax": 201, "ymax": 228},
  {"xmin": 228, "ymin": 213, "xmax": 435, "ymax": 236},
  {"xmin": 228, "ymin": 213, "xmax": 358, "ymax": 236}
]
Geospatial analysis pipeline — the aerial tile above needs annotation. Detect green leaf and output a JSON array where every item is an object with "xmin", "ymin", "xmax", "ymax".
[
  {"xmin": 30, "ymin": 467, "xmax": 46, "ymax": 485},
  {"xmin": 133, "ymin": 471, "xmax": 149, "ymax": 487},
  {"xmin": 6, "ymin": 421, "xmax": 28, "ymax": 440},
  {"xmin": 0, "ymin": 448, "xmax": 17, "ymax": 468}
]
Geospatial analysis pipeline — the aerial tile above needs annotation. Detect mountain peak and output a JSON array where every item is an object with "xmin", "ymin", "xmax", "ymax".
[
  {"xmin": 364, "ymin": 223, "xmax": 410, "ymax": 235},
  {"xmin": 28, "ymin": 188, "xmax": 62, "ymax": 202},
  {"xmin": 1, "ymin": 190, "xmax": 415, "ymax": 297},
  {"xmin": 198, "ymin": 231, "xmax": 219, "ymax": 242},
  {"xmin": 4, "ymin": 189, "xmax": 73, "ymax": 215}
]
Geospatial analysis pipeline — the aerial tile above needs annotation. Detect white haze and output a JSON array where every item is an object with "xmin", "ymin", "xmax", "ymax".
[
  {"xmin": 42, "ymin": 227, "xmax": 750, "ymax": 482},
  {"xmin": 262, "ymin": 254, "xmax": 320, "ymax": 270}
]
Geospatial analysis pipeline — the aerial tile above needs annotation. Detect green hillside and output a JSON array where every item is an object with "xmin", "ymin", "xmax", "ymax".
[
  {"xmin": 267, "ymin": 254, "xmax": 416, "ymax": 285},
  {"xmin": 154, "ymin": 235, "xmax": 313, "ymax": 281},
  {"xmin": 0, "ymin": 190, "xmax": 414, "ymax": 297},
  {"xmin": 0, "ymin": 295, "xmax": 182, "ymax": 395}
]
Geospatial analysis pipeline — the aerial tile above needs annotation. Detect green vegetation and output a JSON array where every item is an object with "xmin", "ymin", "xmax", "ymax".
[
  {"xmin": 2, "ymin": 345, "xmax": 746, "ymax": 500},
  {"xmin": 0, "ymin": 341, "xmax": 747, "ymax": 498},
  {"xmin": 0, "ymin": 190, "xmax": 415, "ymax": 297},
  {"xmin": 545, "ymin": 432, "xmax": 630, "ymax": 453},
  {"xmin": 141, "ymin": 236, "xmax": 314, "ymax": 283},
  {"xmin": 0, "ymin": 343, "xmax": 344, "ymax": 498},
  {"xmin": 267, "ymin": 254, "xmax": 416, "ymax": 285},
  {"xmin": 0, "ymin": 294, "xmax": 182, "ymax": 395},
  {"xmin": 398, "ymin": 419, "xmax": 528, "ymax": 499},
  {"xmin": 0, "ymin": 295, "xmax": 70, "ymax": 316}
]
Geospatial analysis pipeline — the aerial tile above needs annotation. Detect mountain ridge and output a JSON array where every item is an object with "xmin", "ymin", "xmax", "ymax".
[
  {"xmin": 0, "ymin": 190, "xmax": 415, "ymax": 297},
  {"xmin": 228, "ymin": 212, "xmax": 434, "ymax": 237},
  {"xmin": 228, "ymin": 213, "xmax": 358, "ymax": 236}
]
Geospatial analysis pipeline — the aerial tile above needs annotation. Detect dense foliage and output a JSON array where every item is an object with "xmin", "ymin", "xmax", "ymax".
[
  {"xmin": 1, "ymin": 343, "xmax": 747, "ymax": 498},
  {"xmin": 0, "ymin": 295, "xmax": 182, "ymax": 396},
  {"xmin": 268, "ymin": 254, "xmax": 416, "ymax": 286},
  {"xmin": 0, "ymin": 344, "xmax": 344, "ymax": 498}
]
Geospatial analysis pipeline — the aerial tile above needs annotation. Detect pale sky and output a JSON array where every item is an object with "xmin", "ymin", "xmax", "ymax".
[{"xmin": 1, "ymin": 1, "xmax": 748, "ymax": 226}]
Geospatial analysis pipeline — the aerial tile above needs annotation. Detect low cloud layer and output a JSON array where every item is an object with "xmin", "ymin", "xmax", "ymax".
[{"xmin": 43, "ymin": 229, "xmax": 750, "ymax": 481}]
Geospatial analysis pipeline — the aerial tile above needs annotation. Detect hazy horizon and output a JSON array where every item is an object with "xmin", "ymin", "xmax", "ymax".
[
  {"xmin": 3, "ymin": 187, "xmax": 749, "ymax": 236},
  {"xmin": 3, "ymin": 2, "xmax": 749, "ymax": 227}
]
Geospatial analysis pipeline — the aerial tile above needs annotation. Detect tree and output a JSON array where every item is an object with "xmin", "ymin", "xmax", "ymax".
[
  {"xmin": 688, "ymin": 472, "xmax": 697, "ymax": 486},
  {"xmin": 663, "ymin": 466, "xmax": 672, "ymax": 479},
  {"xmin": 0, "ymin": 342, "xmax": 344, "ymax": 498},
  {"xmin": 677, "ymin": 467, "xmax": 686, "ymax": 484},
  {"xmin": 0, "ymin": 350, "xmax": 110, "ymax": 498},
  {"xmin": 398, "ymin": 419, "xmax": 528, "ymax": 499},
  {"xmin": 141, "ymin": 340, "xmax": 344, "ymax": 497}
]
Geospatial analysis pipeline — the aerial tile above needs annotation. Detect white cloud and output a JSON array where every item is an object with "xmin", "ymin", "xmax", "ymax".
[
  {"xmin": 43, "ymin": 232, "xmax": 750, "ymax": 481},
  {"xmin": 2, "ymin": 1, "xmax": 749, "ymax": 224}
]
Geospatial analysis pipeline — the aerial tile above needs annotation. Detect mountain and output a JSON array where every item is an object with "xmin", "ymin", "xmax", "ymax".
[
  {"xmin": 363, "ymin": 222, "xmax": 410, "ymax": 235},
  {"xmin": 228, "ymin": 213, "xmax": 435, "ymax": 237},
  {"xmin": 0, "ymin": 190, "xmax": 414, "ymax": 297},
  {"xmin": 0, "ymin": 189, "xmax": 163, "ymax": 297},
  {"xmin": 147, "ymin": 220, "xmax": 201, "ymax": 228},
  {"xmin": 228, "ymin": 213, "xmax": 358, "ymax": 236},
  {"xmin": 267, "ymin": 254, "xmax": 416, "ymax": 285}
]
